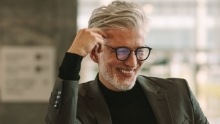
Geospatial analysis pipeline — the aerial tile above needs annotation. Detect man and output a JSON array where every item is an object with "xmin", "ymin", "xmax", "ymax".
[{"xmin": 46, "ymin": 1, "xmax": 209, "ymax": 124}]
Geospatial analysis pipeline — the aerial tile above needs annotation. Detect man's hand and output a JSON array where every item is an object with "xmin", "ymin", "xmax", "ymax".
[{"xmin": 67, "ymin": 28, "xmax": 107, "ymax": 57}]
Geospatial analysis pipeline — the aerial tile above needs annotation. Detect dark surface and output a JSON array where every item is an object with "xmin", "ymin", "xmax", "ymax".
[{"xmin": 0, "ymin": 0, "xmax": 77, "ymax": 123}]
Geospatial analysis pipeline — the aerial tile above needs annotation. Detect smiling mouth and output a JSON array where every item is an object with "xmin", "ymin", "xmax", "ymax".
[
  {"xmin": 118, "ymin": 68, "xmax": 135, "ymax": 77},
  {"xmin": 121, "ymin": 69, "xmax": 133, "ymax": 74}
]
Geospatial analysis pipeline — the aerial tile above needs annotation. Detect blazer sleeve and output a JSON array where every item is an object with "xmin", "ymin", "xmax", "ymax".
[
  {"xmin": 45, "ymin": 78, "xmax": 82, "ymax": 124},
  {"xmin": 45, "ymin": 52, "xmax": 83, "ymax": 124},
  {"xmin": 184, "ymin": 80, "xmax": 210, "ymax": 124},
  {"xmin": 170, "ymin": 78, "xmax": 209, "ymax": 124}
]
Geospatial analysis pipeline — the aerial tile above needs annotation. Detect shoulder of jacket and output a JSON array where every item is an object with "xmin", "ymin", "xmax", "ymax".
[
  {"xmin": 78, "ymin": 80, "xmax": 94, "ymax": 96},
  {"xmin": 139, "ymin": 75, "xmax": 190, "ymax": 96},
  {"xmin": 139, "ymin": 75, "xmax": 187, "ymax": 85},
  {"xmin": 139, "ymin": 75, "xmax": 184, "ymax": 80}
]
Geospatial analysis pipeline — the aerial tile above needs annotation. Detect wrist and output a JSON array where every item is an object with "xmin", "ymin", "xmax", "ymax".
[
  {"xmin": 58, "ymin": 52, "xmax": 83, "ymax": 80},
  {"xmin": 67, "ymin": 48, "xmax": 87, "ymax": 57}
]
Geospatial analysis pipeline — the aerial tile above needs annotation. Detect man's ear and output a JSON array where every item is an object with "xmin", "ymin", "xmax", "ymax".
[{"xmin": 90, "ymin": 47, "xmax": 99, "ymax": 63}]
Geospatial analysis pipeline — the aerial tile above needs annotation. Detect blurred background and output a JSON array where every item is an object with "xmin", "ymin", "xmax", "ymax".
[{"xmin": 0, "ymin": 0, "xmax": 219, "ymax": 123}]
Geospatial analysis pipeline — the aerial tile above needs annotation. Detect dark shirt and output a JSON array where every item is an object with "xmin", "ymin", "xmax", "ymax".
[
  {"xmin": 98, "ymin": 79, "xmax": 157, "ymax": 124},
  {"xmin": 59, "ymin": 52, "xmax": 157, "ymax": 124}
]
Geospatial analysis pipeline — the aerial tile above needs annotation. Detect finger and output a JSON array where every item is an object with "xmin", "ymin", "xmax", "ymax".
[
  {"xmin": 97, "ymin": 43, "xmax": 103, "ymax": 53},
  {"xmin": 91, "ymin": 28, "xmax": 107, "ymax": 38},
  {"xmin": 91, "ymin": 32, "xmax": 105, "ymax": 44},
  {"xmin": 91, "ymin": 36, "xmax": 104, "ymax": 53}
]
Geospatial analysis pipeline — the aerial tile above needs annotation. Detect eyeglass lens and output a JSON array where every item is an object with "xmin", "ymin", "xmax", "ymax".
[
  {"xmin": 117, "ymin": 48, "xmax": 130, "ymax": 60},
  {"xmin": 136, "ymin": 48, "xmax": 149, "ymax": 60},
  {"xmin": 116, "ymin": 47, "xmax": 150, "ymax": 61}
]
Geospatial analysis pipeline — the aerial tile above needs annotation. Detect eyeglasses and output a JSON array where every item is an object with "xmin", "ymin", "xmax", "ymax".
[{"xmin": 104, "ymin": 45, "xmax": 152, "ymax": 61}]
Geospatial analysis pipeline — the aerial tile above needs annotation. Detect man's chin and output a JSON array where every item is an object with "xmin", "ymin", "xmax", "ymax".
[{"xmin": 112, "ymin": 79, "xmax": 136, "ymax": 91}]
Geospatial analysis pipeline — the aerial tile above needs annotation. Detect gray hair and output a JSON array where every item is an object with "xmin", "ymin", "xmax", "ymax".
[{"xmin": 88, "ymin": 1, "xmax": 148, "ymax": 32}]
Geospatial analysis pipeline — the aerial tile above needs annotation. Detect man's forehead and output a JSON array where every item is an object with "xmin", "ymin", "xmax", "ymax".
[{"xmin": 103, "ymin": 28, "xmax": 145, "ymax": 40}]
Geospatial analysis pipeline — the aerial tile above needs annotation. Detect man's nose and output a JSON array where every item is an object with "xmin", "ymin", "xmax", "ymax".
[{"xmin": 124, "ymin": 52, "xmax": 137, "ymax": 67}]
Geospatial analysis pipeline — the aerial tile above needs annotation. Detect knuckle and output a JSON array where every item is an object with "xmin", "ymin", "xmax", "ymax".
[
  {"xmin": 80, "ymin": 28, "xmax": 87, "ymax": 32},
  {"xmin": 80, "ymin": 28, "xmax": 89, "ymax": 33}
]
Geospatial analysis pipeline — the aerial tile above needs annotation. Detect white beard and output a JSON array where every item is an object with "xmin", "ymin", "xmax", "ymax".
[{"xmin": 101, "ymin": 65, "xmax": 137, "ymax": 91}]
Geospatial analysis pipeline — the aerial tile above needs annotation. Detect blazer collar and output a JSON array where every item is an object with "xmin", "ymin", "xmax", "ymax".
[
  {"xmin": 86, "ymin": 76, "xmax": 112, "ymax": 124},
  {"xmin": 137, "ymin": 76, "xmax": 174, "ymax": 124}
]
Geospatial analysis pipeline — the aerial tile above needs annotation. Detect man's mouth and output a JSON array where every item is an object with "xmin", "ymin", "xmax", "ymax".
[
  {"xmin": 121, "ymin": 69, "xmax": 133, "ymax": 74},
  {"xmin": 118, "ymin": 68, "xmax": 135, "ymax": 77}
]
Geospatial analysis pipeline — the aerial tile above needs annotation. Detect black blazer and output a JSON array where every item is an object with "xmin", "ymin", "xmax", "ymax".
[{"xmin": 45, "ymin": 75, "xmax": 209, "ymax": 124}]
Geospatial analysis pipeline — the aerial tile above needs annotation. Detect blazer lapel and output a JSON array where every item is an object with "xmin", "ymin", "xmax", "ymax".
[
  {"xmin": 138, "ymin": 76, "xmax": 174, "ymax": 124},
  {"xmin": 86, "ymin": 77, "xmax": 112, "ymax": 124}
]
